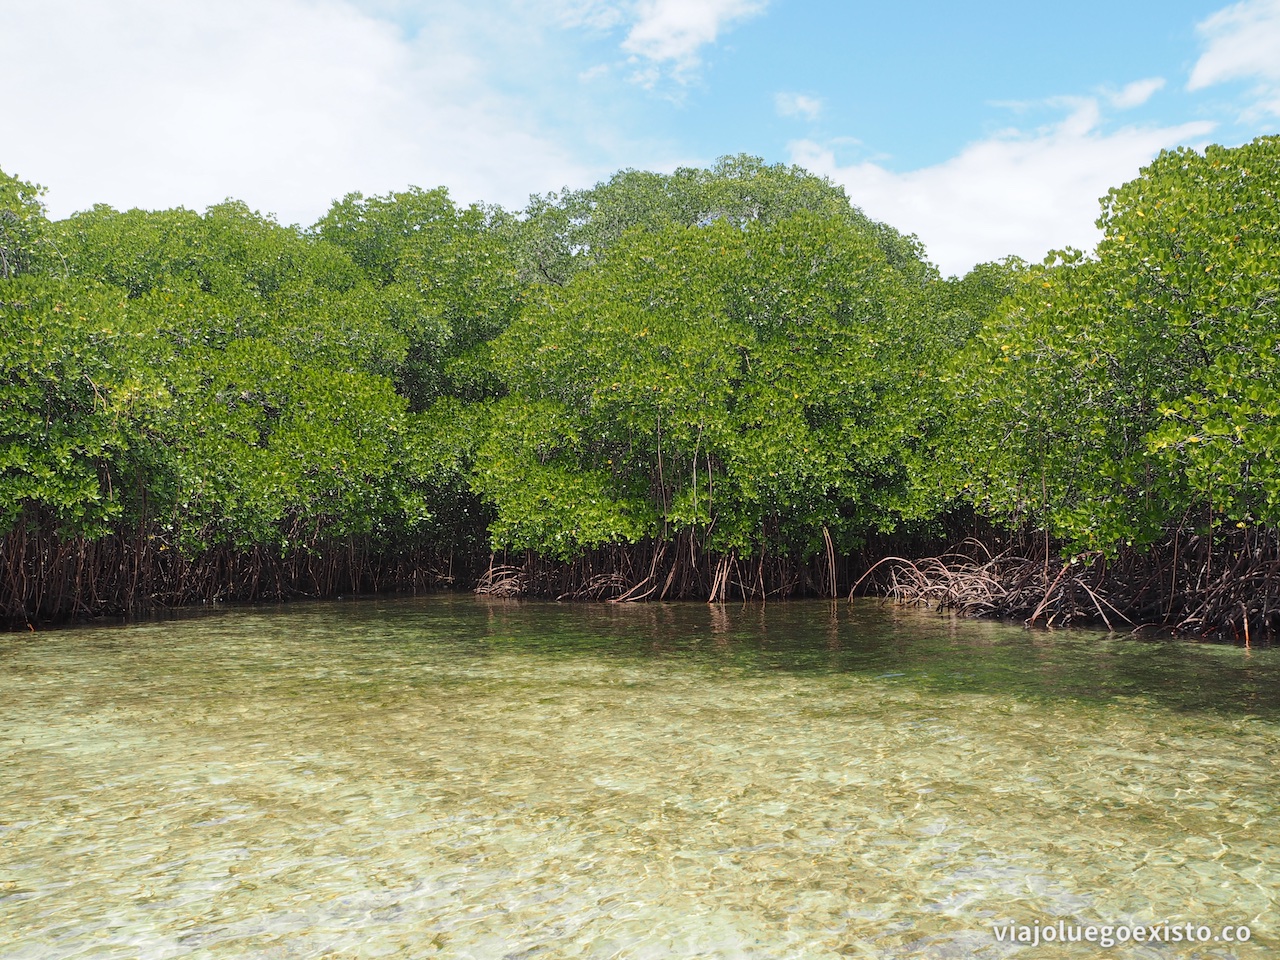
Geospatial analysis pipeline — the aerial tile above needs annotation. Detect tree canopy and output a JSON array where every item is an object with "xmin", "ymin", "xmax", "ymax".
[
  {"xmin": 940, "ymin": 136, "xmax": 1280, "ymax": 553},
  {"xmin": 4, "ymin": 140, "xmax": 1280, "ymax": 619}
]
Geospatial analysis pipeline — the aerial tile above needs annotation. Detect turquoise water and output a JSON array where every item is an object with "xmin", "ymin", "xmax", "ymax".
[{"xmin": 2, "ymin": 597, "xmax": 1277, "ymax": 958}]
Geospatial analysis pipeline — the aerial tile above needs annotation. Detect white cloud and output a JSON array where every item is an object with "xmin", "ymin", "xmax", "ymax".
[
  {"xmin": 1190, "ymin": 0, "xmax": 1280, "ymax": 88},
  {"xmin": 549, "ymin": 0, "xmax": 629, "ymax": 31},
  {"xmin": 622, "ymin": 0, "xmax": 766, "ymax": 77},
  {"xmin": 514, "ymin": 1, "xmax": 770, "ymax": 90},
  {"xmin": 545, "ymin": 0, "xmax": 766, "ymax": 84},
  {"xmin": 1189, "ymin": 0, "xmax": 1280, "ymax": 116},
  {"xmin": 1108, "ymin": 77, "xmax": 1165, "ymax": 109},
  {"xmin": 579, "ymin": 63, "xmax": 613, "ymax": 82},
  {"xmin": 0, "ymin": 0, "xmax": 595, "ymax": 224},
  {"xmin": 774, "ymin": 92, "xmax": 822, "ymax": 120},
  {"xmin": 791, "ymin": 101, "xmax": 1215, "ymax": 276}
]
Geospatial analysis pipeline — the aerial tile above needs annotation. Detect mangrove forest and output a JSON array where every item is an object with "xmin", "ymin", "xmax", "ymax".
[{"xmin": 3, "ymin": 138, "xmax": 1280, "ymax": 637}]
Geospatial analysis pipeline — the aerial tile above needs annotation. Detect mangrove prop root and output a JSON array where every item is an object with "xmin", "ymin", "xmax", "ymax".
[
  {"xmin": 1, "ymin": 517, "xmax": 474, "ymax": 626},
  {"xmin": 857, "ymin": 529, "xmax": 1280, "ymax": 641},
  {"xmin": 471, "ymin": 539, "xmax": 819, "ymax": 604},
  {"xmin": 8, "ymin": 517, "xmax": 1280, "ymax": 643}
]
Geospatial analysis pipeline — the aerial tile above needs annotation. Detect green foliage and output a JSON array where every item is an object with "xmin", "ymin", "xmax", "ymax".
[
  {"xmin": 0, "ymin": 168, "xmax": 53, "ymax": 279},
  {"xmin": 160, "ymin": 338, "xmax": 409, "ymax": 550},
  {"xmin": 53, "ymin": 203, "xmax": 408, "ymax": 378},
  {"xmin": 57, "ymin": 202, "xmax": 351, "ymax": 299},
  {"xmin": 1, "ymin": 199, "xmax": 442, "ymax": 556},
  {"xmin": 941, "ymin": 253, "xmax": 1167, "ymax": 550},
  {"xmin": 8, "ymin": 142, "xmax": 1278, "ymax": 592},
  {"xmin": 1123, "ymin": 138, "xmax": 1280, "ymax": 528},
  {"xmin": 478, "ymin": 211, "xmax": 949, "ymax": 557},
  {"xmin": 314, "ymin": 187, "xmax": 522, "ymax": 408},
  {"xmin": 471, "ymin": 398, "xmax": 655, "ymax": 558},
  {"xmin": 943, "ymin": 136, "xmax": 1280, "ymax": 552},
  {"xmin": 390, "ymin": 398, "xmax": 495, "ymax": 548},
  {"xmin": 518, "ymin": 154, "xmax": 935, "ymax": 288},
  {"xmin": 0, "ymin": 277, "xmax": 169, "ymax": 535}
]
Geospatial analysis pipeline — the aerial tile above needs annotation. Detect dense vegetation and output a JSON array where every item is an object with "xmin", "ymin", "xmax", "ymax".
[{"xmin": 3, "ymin": 140, "xmax": 1279, "ymax": 635}]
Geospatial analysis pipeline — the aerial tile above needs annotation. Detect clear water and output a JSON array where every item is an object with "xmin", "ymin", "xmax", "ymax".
[{"xmin": 2, "ymin": 597, "xmax": 1278, "ymax": 959}]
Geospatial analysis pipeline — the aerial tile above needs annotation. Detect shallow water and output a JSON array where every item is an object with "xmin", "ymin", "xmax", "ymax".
[{"xmin": 2, "ymin": 597, "xmax": 1278, "ymax": 959}]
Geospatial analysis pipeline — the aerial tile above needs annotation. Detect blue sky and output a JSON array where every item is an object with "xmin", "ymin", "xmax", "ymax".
[{"xmin": 3, "ymin": 0, "xmax": 1279, "ymax": 274}]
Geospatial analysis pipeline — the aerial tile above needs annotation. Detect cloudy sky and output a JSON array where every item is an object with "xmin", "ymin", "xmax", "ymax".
[{"xmin": 3, "ymin": 0, "xmax": 1278, "ymax": 274}]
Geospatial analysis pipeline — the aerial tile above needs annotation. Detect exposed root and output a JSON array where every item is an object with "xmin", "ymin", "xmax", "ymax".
[
  {"xmin": 558, "ymin": 572, "xmax": 629, "ymax": 601},
  {"xmin": 858, "ymin": 529, "xmax": 1280, "ymax": 642},
  {"xmin": 1, "ymin": 518, "xmax": 470, "ymax": 627},
  {"xmin": 473, "ymin": 563, "xmax": 527, "ymax": 598},
  {"xmin": 11, "ymin": 513, "xmax": 1280, "ymax": 644}
]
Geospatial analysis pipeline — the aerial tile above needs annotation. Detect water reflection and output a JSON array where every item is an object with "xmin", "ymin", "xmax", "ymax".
[{"xmin": 2, "ymin": 597, "xmax": 1277, "ymax": 958}]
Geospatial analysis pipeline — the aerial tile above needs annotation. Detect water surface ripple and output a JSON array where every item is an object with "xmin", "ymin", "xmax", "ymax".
[{"xmin": 2, "ymin": 598, "xmax": 1278, "ymax": 958}]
